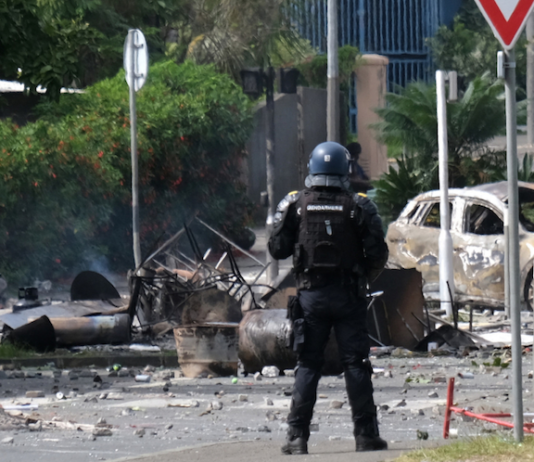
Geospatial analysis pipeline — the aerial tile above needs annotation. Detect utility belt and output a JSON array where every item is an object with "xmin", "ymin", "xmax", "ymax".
[{"xmin": 294, "ymin": 268, "xmax": 363, "ymax": 292}]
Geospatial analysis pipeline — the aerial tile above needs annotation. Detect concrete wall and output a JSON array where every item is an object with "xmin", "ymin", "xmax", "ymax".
[
  {"xmin": 245, "ymin": 67, "xmax": 389, "ymax": 217},
  {"xmin": 245, "ymin": 87, "xmax": 328, "ymax": 219},
  {"xmin": 356, "ymin": 54, "xmax": 389, "ymax": 180}
]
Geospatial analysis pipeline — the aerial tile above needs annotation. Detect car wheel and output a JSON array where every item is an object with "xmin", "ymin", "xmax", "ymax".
[{"xmin": 524, "ymin": 269, "xmax": 533, "ymax": 312}]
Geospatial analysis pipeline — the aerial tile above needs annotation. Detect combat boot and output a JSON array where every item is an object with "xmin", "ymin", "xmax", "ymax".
[
  {"xmin": 281, "ymin": 436, "xmax": 308, "ymax": 455},
  {"xmin": 355, "ymin": 435, "xmax": 388, "ymax": 452}
]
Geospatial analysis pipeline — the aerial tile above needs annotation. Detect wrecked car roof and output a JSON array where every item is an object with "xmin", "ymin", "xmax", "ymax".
[{"xmin": 413, "ymin": 181, "xmax": 534, "ymax": 203}]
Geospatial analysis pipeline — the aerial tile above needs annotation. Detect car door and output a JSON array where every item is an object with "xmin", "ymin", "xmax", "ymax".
[{"xmin": 452, "ymin": 200, "xmax": 505, "ymax": 305}]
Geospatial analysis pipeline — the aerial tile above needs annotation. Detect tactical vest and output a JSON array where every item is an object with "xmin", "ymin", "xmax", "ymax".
[{"xmin": 293, "ymin": 189, "xmax": 363, "ymax": 274}]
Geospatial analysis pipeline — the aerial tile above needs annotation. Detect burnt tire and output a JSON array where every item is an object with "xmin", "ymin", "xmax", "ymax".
[{"xmin": 524, "ymin": 269, "xmax": 533, "ymax": 312}]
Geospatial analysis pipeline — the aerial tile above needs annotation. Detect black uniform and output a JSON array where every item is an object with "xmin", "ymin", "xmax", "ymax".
[{"xmin": 268, "ymin": 186, "xmax": 388, "ymax": 442}]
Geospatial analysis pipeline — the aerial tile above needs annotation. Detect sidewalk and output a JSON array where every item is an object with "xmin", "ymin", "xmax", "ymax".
[{"xmin": 108, "ymin": 439, "xmax": 441, "ymax": 462}]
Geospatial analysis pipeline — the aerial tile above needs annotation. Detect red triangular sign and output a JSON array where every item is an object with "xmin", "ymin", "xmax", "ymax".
[{"xmin": 475, "ymin": 0, "xmax": 534, "ymax": 49}]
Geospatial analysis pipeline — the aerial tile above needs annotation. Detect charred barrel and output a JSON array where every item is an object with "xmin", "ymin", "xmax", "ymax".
[{"xmin": 238, "ymin": 309, "xmax": 342, "ymax": 375}]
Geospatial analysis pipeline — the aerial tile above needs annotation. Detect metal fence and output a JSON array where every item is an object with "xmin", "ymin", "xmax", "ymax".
[{"xmin": 295, "ymin": 0, "xmax": 462, "ymax": 132}]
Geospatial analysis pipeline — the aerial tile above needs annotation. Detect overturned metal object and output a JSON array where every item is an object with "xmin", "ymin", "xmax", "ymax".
[
  {"xmin": 238, "ymin": 309, "xmax": 342, "ymax": 375},
  {"xmin": 368, "ymin": 268, "xmax": 426, "ymax": 350},
  {"xmin": 51, "ymin": 314, "xmax": 131, "ymax": 346},
  {"xmin": 1, "ymin": 272, "xmax": 129, "ymax": 350},
  {"xmin": 174, "ymin": 323, "xmax": 239, "ymax": 378}
]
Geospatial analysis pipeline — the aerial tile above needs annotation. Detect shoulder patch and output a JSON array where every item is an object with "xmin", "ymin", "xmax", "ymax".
[
  {"xmin": 289, "ymin": 191, "xmax": 298, "ymax": 196},
  {"xmin": 357, "ymin": 193, "xmax": 367, "ymax": 198}
]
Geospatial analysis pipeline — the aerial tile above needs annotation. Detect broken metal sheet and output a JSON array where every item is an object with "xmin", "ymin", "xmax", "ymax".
[
  {"xmin": 70, "ymin": 271, "xmax": 121, "ymax": 301},
  {"xmin": 4, "ymin": 315, "xmax": 56, "ymax": 352},
  {"xmin": 414, "ymin": 325, "xmax": 477, "ymax": 352},
  {"xmin": 0, "ymin": 301, "xmax": 127, "ymax": 330},
  {"xmin": 368, "ymin": 268, "xmax": 426, "ymax": 350}
]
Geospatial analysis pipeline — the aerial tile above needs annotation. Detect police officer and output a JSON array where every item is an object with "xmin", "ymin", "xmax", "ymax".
[{"xmin": 268, "ymin": 141, "xmax": 389, "ymax": 455}]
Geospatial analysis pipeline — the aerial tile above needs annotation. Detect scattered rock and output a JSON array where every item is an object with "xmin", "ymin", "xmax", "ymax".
[
  {"xmin": 254, "ymin": 372, "xmax": 262, "ymax": 381},
  {"xmin": 411, "ymin": 409, "xmax": 425, "ymax": 416},
  {"xmin": 329, "ymin": 435, "xmax": 341, "ymax": 441},
  {"xmin": 143, "ymin": 365, "xmax": 156, "ymax": 373},
  {"xmin": 330, "ymin": 400, "xmax": 344, "ymax": 409},
  {"xmin": 384, "ymin": 370, "xmax": 393, "ymax": 378},
  {"xmin": 106, "ymin": 393, "xmax": 124, "ymax": 400},
  {"xmin": 210, "ymin": 400, "xmax": 223, "ymax": 411},
  {"xmin": 266, "ymin": 411, "xmax": 277, "ymax": 421},
  {"xmin": 25, "ymin": 390, "xmax": 45, "ymax": 398},
  {"xmin": 28, "ymin": 420, "xmax": 42, "ymax": 432},
  {"xmin": 261, "ymin": 366, "xmax": 280, "ymax": 378},
  {"xmin": 283, "ymin": 369, "xmax": 295, "ymax": 377},
  {"xmin": 239, "ymin": 394, "xmax": 248, "ymax": 402},
  {"xmin": 93, "ymin": 428, "xmax": 112, "ymax": 437},
  {"xmin": 264, "ymin": 397, "xmax": 274, "ymax": 406},
  {"xmin": 395, "ymin": 399, "xmax": 407, "ymax": 407},
  {"xmin": 416, "ymin": 429, "xmax": 429, "ymax": 440},
  {"xmin": 309, "ymin": 423, "xmax": 319, "ymax": 432},
  {"xmin": 428, "ymin": 391, "xmax": 439, "ymax": 398},
  {"xmin": 318, "ymin": 394, "xmax": 328, "ymax": 399},
  {"xmin": 134, "ymin": 428, "xmax": 145, "ymax": 437},
  {"xmin": 236, "ymin": 426, "xmax": 249, "ymax": 432},
  {"xmin": 165, "ymin": 424, "xmax": 173, "ymax": 430},
  {"xmin": 258, "ymin": 425, "xmax": 271, "ymax": 433},
  {"xmin": 1, "ymin": 437, "xmax": 14, "ymax": 444}
]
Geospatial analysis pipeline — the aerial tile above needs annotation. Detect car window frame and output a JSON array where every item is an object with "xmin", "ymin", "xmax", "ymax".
[
  {"xmin": 416, "ymin": 200, "xmax": 454, "ymax": 229},
  {"xmin": 463, "ymin": 200, "xmax": 504, "ymax": 236}
]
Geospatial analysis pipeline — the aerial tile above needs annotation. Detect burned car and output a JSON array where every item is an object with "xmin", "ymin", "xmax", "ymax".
[{"xmin": 386, "ymin": 181, "xmax": 534, "ymax": 310}]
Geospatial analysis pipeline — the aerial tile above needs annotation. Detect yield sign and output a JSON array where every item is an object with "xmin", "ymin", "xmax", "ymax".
[{"xmin": 475, "ymin": 0, "xmax": 534, "ymax": 49}]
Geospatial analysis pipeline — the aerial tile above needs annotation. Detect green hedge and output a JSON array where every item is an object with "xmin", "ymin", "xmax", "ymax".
[{"xmin": 0, "ymin": 61, "xmax": 255, "ymax": 284}]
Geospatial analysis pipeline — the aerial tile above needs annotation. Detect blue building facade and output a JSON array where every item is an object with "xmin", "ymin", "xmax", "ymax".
[{"xmin": 296, "ymin": 0, "xmax": 463, "ymax": 131}]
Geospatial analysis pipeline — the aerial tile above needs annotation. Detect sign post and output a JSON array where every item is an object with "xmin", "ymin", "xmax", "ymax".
[
  {"xmin": 475, "ymin": 0, "xmax": 534, "ymax": 443},
  {"xmin": 436, "ymin": 70, "xmax": 457, "ymax": 320},
  {"xmin": 124, "ymin": 29, "xmax": 148, "ymax": 269}
]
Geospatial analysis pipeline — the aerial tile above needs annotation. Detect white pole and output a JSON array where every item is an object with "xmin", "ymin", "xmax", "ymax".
[
  {"xmin": 129, "ymin": 30, "xmax": 141, "ymax": 268},
  {"xmin": 436, "ymin": 70, "xmax": 454, "ymax": 319},
  {"xmin": 504, "ymin": 49, "xmax": 524, "ymax": 443},
  {"xmin": 327, "ymin": 0, "xmax": 340, "ymax": 142}
]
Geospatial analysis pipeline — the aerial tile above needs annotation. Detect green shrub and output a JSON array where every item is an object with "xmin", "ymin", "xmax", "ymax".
[{"xmin": 0, "ymin": 61, "xmax": 255, "ymax": 284}]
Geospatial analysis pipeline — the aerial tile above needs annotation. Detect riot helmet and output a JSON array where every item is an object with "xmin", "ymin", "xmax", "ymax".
[{"xmin": 308, "ymin": 142, "xmax": 350, "ymax": 176}]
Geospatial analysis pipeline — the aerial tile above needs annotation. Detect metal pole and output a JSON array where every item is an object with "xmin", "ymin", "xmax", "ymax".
[
  {"xmin": 265, "ymin": 67, "xmax": 279, "ymax": 285},
  {"xmin": 327, "ymin": 0, "xmax": 340, "ymax": 142},
  {"xmin": 436, "ymin": 70, "xmax": 454, "ymax": 319},
  {"xmin": 129, "ymin": 30, "xmax": 141, "ymax": 268},
  {"xmin": 527, "ymin": 13, "xmax": 534, "ymax": 145},
  {"xmin": 505, "ymin": 48, "xmax": 524, "ymax": 443}
]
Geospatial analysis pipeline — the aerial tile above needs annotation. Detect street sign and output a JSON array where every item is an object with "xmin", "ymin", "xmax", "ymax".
[
  {"xmin": 475, "ymin": 0, "xmax": 534, "ymax": 49},
  {"xmin": 123, "ymin": 29, "xmax": 148, "ymax": 92}
]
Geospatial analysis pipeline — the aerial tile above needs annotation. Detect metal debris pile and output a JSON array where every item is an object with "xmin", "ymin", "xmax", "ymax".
[{"xmin": 128, "ymin": 218, "xmax": 269, "ymax": 333}]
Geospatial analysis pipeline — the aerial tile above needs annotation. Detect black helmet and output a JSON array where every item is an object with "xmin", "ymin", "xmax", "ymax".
[{"xmin": 308, "ymin": 141, "xmax": 350, "ymax": 176}]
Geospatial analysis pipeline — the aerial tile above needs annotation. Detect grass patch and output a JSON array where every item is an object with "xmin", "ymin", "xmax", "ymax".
[
  {"xmin": 396, "ymin": 436, "xmax": 534, "ymax": 462},
  {"xmin": 0, "ymin": 342, "xmax": 36, "ymax": 359}
]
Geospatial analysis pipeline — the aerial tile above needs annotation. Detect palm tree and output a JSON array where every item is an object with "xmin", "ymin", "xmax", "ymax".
[
  {"xmin": 373, "ymin": 73, "xmax": 506, "ymax": 223},
  {"xmin": 177, "ymin": 0, "xmax": 307, "ymax": 80}
]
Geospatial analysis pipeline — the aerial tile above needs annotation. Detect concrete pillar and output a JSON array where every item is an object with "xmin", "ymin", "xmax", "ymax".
[{"xmin": 356, "ymin": 54, "xmax": 389, "ymax": 180}]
